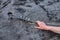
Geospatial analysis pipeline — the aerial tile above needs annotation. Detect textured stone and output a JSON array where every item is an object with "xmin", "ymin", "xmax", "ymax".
[{"xmin": 0, "ymin": 0, "xmax": 60, "ymax": 40}]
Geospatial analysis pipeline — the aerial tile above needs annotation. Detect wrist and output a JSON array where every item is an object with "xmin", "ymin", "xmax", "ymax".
[
  {"xmin": 44, "ymin": 26, "xmax": 50, "ymax": 30},
  {"xmin": 47, "ymin": 26, "xmax": 53, "ymax": 31}
]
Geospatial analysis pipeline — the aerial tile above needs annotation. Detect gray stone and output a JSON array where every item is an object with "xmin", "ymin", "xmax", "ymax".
[{"xmin": 0, "ymin": 0, "xmax": 60, "ymax": 40}]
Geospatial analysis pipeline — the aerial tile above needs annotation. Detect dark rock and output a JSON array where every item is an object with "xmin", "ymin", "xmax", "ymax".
[{"xmin": 0, "ymin": 0, "xmax": 60, "ymax": 40}]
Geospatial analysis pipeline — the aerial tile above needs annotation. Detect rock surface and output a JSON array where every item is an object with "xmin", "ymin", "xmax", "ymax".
[{"xmin": 0, "ymin": 0, "xmax": 60, "ymax": 40}]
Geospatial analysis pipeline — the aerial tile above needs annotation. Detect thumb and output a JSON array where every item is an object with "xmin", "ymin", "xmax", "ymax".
[{"xmin": 34, "ymin": 26, "xmax": 40, "ymax": 29}]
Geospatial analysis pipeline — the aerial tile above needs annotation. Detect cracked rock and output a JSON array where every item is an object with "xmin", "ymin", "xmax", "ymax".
[{"xmin": 0, "ymin": 0, "xmax": 60, "ymax": 40}]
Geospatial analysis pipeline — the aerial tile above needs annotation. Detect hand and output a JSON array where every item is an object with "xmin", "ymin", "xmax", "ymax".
[{"xmin": 34, "ymin": 21, "xmax": 49, "ymax": 30}]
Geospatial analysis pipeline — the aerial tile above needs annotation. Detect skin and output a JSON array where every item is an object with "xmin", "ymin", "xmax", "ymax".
[{"xmin": 35, "ymin": 21, "xmax": 60, "ymax": 34}]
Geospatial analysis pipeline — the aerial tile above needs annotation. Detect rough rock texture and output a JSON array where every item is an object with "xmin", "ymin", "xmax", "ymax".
[{"xmin": 0, "ymin": 0, "xmax": 60, "ymax": 40}]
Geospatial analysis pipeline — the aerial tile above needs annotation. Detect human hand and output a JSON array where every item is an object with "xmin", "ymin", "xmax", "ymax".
[{"xmin": 34, "ymin": 21, "xmax": 49, "ymax": 30}]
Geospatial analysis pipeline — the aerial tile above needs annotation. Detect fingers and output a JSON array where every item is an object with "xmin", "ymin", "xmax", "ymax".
[
  {"xmin": 36, "ymin": 21, "xmax": 44, "ymax": 27},
  {"xmin": 34, "ymin": 21, "xmax": 48, "ymax": 30},
  {"xmin": 34, "ymin": 26, "xmax": 40, "ymax": 29},
  {"xmin": 35, "ymin": 21, "xmax": 41, "ymax": 27},
  {"xmin": 34, "ymin": 26, "xmax": 44, "ymax": 30},
  {"xmin": 36, "ymin": 21, "xmax": 41, "ymax": 25}
]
